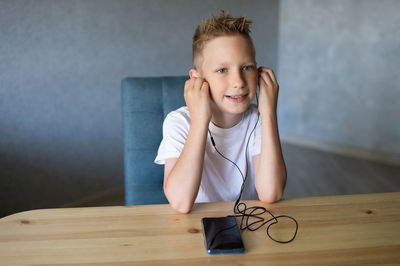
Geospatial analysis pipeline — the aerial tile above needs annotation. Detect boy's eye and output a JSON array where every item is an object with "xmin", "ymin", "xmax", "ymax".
[
  {"xmin": 217, "ymin": 68, "xmax": 227, "ymax": 73},
  {"xmin": 242, "ymin": 65, "xmax": 254, "ymax": 71}
]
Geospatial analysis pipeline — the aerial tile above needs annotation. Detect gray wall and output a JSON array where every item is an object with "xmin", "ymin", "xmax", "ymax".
[
  {"xmin": 277, "ymin": 0, "xmax": 400, "ymax": 154},
  {"xmin": 2, "ymin": 0, "xmax": 398, "ymax": 218},
  {"xmin": 0, "ymin": 0, "xmax": 279, "ymax": 217}
]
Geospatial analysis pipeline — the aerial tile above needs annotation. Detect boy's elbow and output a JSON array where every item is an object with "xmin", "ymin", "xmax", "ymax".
[
  {"xmin": 259, "ymin": 191, "xmax": 283, "ymax": 203},
  {"xmin": 169, "ymin": 200, "xmax": 193, "ymax": 214},
  {"xmin": 164, "ymin": 188, "xmax": 194, "ymax": 214}
]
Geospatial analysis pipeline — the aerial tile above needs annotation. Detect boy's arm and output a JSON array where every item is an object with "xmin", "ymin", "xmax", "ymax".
[
  {"xmin": 253, "ymin": 67, "xmax": 287, "ymax": 203},
  {"xmin": 163, "ymin": 77, "xmax": 211, "ymax": 213}
]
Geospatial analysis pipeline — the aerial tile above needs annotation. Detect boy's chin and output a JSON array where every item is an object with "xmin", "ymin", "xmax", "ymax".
[{"xmin": 221, "ymin": 101, "xmax": 252, "ymax": 115}]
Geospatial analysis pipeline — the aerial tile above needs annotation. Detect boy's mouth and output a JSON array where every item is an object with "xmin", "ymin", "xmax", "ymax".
[{"xmin": 225, "ymin": 94, "xmax": 248, "ymax": 103}]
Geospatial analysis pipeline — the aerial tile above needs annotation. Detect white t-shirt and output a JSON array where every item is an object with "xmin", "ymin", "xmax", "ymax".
[{"xmin": 154, "ymin": 104, "xmax": 262, "ymax": 203}]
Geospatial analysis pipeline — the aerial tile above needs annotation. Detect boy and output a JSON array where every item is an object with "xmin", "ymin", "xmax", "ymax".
[{"xmin": 155, "ymin": 11, "xmax": 287, "ymax": 213}]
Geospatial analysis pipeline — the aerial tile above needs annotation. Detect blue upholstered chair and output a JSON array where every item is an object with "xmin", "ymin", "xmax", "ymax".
[{"xmin": 121, "ymin": 76, "xmax": 188, "ymax": 205}]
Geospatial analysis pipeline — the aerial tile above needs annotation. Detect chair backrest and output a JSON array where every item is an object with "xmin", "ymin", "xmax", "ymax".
[{"xmin": 121, "ymin": 76, "xmax": 188, "ymax": 205}]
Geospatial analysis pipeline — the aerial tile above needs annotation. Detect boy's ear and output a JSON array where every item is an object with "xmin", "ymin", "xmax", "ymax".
[{"xmin": 189, "ymin": 68, "xmax": 201, "ymax": 78}]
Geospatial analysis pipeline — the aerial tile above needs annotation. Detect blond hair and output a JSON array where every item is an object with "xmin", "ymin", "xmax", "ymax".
[{"xmin": 192, "ymin": 10, "xmax": 255, "ymax": 69}]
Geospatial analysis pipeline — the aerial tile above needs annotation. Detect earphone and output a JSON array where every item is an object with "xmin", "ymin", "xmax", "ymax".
[{"xmin": 207, "ymin": 92, "xmax": 298, "ymax": 244}]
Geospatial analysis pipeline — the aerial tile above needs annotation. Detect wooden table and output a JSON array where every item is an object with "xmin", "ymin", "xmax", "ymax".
[{"xmin": 0, "ymin": 192, "xmax": 399, "ymax": 265}]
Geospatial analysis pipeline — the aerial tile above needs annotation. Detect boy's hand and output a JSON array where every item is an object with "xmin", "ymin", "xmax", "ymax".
[
  {"xmin": 184, "ymin": 77, "xmax": 212, "ymax": 125},
  {"xmin": 258, "ymin": 67, "xmax": 279, "ymax": 118}
]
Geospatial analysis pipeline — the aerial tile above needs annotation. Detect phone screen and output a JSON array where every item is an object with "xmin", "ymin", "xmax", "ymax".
[{"xmin": 201, "ymin": 216, "xmax": 245, "ymax": 254}]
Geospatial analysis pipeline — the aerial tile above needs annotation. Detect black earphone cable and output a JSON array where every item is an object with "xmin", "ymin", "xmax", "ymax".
[{"xmin": 207, "ymin": 93, "xmax": 298, "ymax": 244}]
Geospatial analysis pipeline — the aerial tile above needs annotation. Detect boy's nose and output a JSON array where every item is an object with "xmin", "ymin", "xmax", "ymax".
[{"xmin": 232, "ymin": 70, "xmax": 245, "ymax": 89}]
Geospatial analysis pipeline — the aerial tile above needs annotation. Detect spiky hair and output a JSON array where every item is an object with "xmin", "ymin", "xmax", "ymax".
[{"xmin": 192, "ymin": 10, "xmax": 254, "ymax": 69}]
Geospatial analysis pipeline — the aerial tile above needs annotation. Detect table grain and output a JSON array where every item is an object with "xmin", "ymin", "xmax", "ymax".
[{"xmin": 0, "ymin": 192, "xmax": 399, "ymax": 265}]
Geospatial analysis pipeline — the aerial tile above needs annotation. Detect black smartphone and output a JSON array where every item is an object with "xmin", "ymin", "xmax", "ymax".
[{"xmin": 201, "ymin": 216, "xmax": 245, "ymax": 254}]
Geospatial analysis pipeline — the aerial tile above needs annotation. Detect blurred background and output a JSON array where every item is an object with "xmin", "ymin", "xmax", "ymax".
[{"xmin": 1, "ymin": 0, "xmax": 399, "ymax": 218}]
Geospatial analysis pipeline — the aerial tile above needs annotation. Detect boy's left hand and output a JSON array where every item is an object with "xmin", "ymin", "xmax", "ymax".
[{"xmin": 258, "ymin": 67, "xmax": 279, "ymax": 118}]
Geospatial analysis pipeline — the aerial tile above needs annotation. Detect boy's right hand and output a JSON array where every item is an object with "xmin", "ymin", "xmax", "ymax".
[{"xmin": 184, "ymin": 77, "xmax": 212, "ymax": 125}]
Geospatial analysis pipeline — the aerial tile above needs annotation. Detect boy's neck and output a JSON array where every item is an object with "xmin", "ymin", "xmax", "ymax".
[{"xmin": 210, "ymin": 112, "xmax": 244, "ymax": 129}]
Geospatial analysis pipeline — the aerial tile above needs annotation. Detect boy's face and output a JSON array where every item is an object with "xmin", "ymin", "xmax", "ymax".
[{"xmin": 193, "ymin": 34, "xmax": 258, "ymax": 122}]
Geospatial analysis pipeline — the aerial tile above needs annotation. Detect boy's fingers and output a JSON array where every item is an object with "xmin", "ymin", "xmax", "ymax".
[
  {"xmin": 193, "ymin": 77, "xmax": 204, "ymax": 90},
  {"xmin": 201, "ymin": 81, "xmax": 209, "ymax": 91},
  {"xmin": 259, "ymin": 67, "xmax": 277, "ymax": 84},
  {"xmin": 259, "ymin": 71, "xmax": 273, "ymax": 87},
  {"xmin": 260, "ymin": 71, "xmax": 279, "ymax": 91},
  {"xmin": 259, "ymin": 75, "xmax": 270, "ymax": 93},
  {"xmin": 184, "ymin": 79, "xmax": 192, "ymax": 94},
  {"xmin": 268, "ymin": 71, "xmax": 278, "ymax": 85},
  {"xmin": 201, "ymin": 82, "xmax": 210, "ymax": 101}
]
